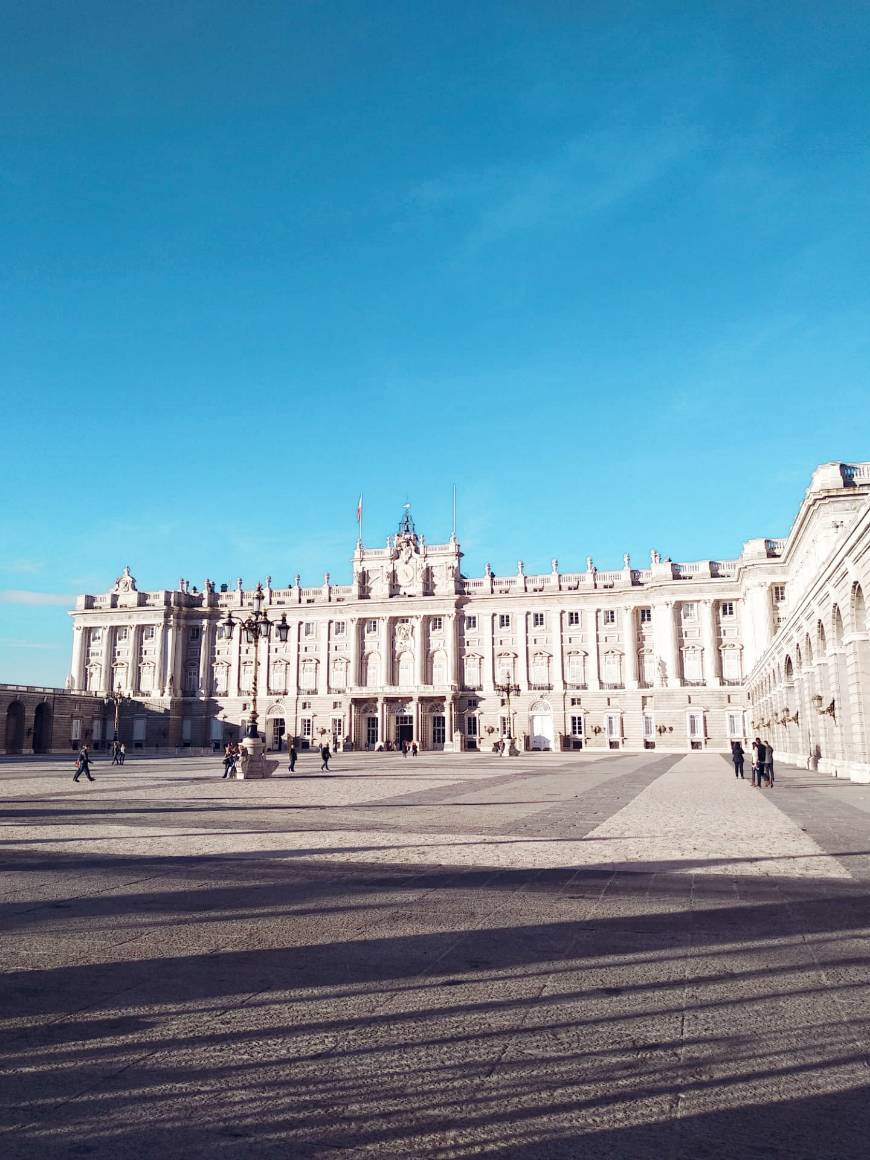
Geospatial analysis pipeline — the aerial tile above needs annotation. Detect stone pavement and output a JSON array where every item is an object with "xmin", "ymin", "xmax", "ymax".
[{"xmin": 1, "ymin": 750, "xmax": 868, "ymax": 1158}]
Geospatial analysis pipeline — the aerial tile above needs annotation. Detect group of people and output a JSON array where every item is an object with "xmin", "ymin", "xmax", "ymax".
[
  {"xmin": 287, "ymin": 741, "xmax": 331, "ymax": 772},
  {"xmin": 110, "ymin": 740, "xmax": 126, "ymax": 765},
  {"xmin": 222, "ymin": 741, "xmax": 241, "ymax": 778},
  {"xmin": 730, "ymin": 738, "xmax": 775, "ymax": 787},
  {"xmin": 400, "ymin": 740, "xmax": 418, "ymax": 757}
]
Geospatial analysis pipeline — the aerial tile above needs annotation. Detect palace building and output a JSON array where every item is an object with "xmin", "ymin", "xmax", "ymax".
[{"xmin": 49, "ymin": 462, "xmax": 870, "ymax": 778}]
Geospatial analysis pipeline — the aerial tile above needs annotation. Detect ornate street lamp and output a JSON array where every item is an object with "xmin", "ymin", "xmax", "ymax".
[
  {"xmin": 222, "ymin": 583, "xmax": 288, "ymax": 740},
  {"xmin": 494, "ymin": 673, "xmax": 520, "ymax": 755},
  {"xmin": 104, "ymin": 684, "xmax": 131, "ymax": 743}
]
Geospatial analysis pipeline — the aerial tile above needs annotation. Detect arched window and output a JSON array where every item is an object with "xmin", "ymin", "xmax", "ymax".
[
  {"xmin": 431, "ymin": 650, "xmax": 448, "ymax": 686},
  {"xmin": 853, "ymin": 584, "xmax": 867, "ymax": 632},
  {"xmin": 832, "ymin": 605, "xmax": 844, "ymax": 647},
  {"xmin": 397, "ymin": 651, "xmax": 414, "ymax": 688}
]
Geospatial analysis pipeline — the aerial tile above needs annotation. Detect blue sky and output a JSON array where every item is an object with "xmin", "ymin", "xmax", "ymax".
[{"xmin": 2, "ymin": 1, "xmax": 869, "ymax": 685}]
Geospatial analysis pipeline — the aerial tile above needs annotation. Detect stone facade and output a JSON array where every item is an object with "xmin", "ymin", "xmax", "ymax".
[
  {"xmin": 1, "ymin": 685, "xmax": 106, "ymax": 754},
  {"xmin": 53, "ymin": 462, "xmax": 870, "ymax": 775},
  {"xmin": 746, "ymin": 462, "xmax": 870, "ymax": 783}
]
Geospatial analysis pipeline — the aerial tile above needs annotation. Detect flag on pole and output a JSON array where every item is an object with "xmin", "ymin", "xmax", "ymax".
[{"xmin": 356, "ymin": 494, "xmax": 363, "ymax": 524}]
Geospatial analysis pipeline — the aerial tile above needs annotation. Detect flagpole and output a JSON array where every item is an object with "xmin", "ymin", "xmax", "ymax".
[{"xmin": 452, "ymin": 483, "xmax": 457, "ymax": 541}]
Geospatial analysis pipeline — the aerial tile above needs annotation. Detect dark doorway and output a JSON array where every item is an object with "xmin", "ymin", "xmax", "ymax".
[
  {"xmin": 33, "ymin": 702, "xmax": 53, "ymax": 753},
  {"xmin": 396, "ymin": 715, "xmax": 413, "ymax": 746},
  {"xmin": 5, "ymin": 701, "xmax": 25, "ymax": 753}
]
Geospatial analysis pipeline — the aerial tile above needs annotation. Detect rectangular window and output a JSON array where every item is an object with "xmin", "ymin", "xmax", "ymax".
[
  {"xmin": 366, "ymin": 619, "xmax": 378, "ymax": 634},
  {"xmin": 603, "ymin": 610, "xmax": 616, "ymax": 625},
  {"xmin": 133, "ymin": 716, "xmax": 147, "ymax": 742},
  {"xmin": 143, "ymin": 626, "xmax": 155, "ymax": 640},
  {"xmin": 570, "ymin": 715, "xmax": 584, "ymax": 737},
  {"xmin": 532, "ymin": 612, "xmax": 545, "ymax": 628},
  {"xmin": 639, "ymin": 608, "xmax": 652, "ymax": 624},
  {"xmin": 568, "ymin": 611, "xmax": 580, "ymax": 626},
  {"xmin": 91, "ymin": 628, "xmax": 102, "ymax": 644},
  {"xmin": 430, "ymin": 616, "xmax": 443, "ymax": 631},
  {"xmin": 465, "ymin": 614, "xmax": 477, "ymax": 630},
  {"xmin": 720, "ymin": 601, "xmax": 735, "ymax": 617},
  {"xmin": 366, "ymin": 716, "xmax": 378, "ymax": 746},
  {"xmin": 301, "ymin": 700, "xmax": 311, "ymax": 709},
  {"xmin": 500, "ymin": 715, "xmax": 510, "ymax": 736},
  {"xmin": 605, "ymin": 713, "xmax": 621, "ymax": 739},
  {"xmin": 498, "ymin": 613, "xmax": 511, "ymax": 629},
  {"xmin": 182, "ymin": 718, "xmax": 192, "ymax": 743},
  {"xmin": 301, "ymin": 718, "xmax": 312, "ymax": 738},
  {"xmin": 466, "ymin": 715, "xmax": 478, "ymax": 737},
  {"xmin": 466, "ymin": 698, "xmax": 479, "ymax": 709},
  {"xmin": 773, "ymin": 585, "xmax": 786, "ymax": 603},
  {"xmin": 333, "ymin": 621, "xmax": 346, "ymax": 636},
  {"xmin": 570, "ymin": 697, "xmax": 582, "ymax": 706},
  {"xmin": 116, "ymin": 627, "xmax": 128, "ymax": 641},
  {"xmin": 682, "ymin": 603, "xmax": 697, "ymax": 621},
  {"xmin": 304, "ymin": 622, "xmax": 315, "ymax": 637},
  {"xmin": 643, "ymin": 714, "xmax": 655, "ymax": 739},
  {"xmin": 431, "ymin": 716, "xmax": 446, "ymax": 745},
  {"xmin": 71, "ymin": 717, "xmax": 82, "ymax": 741},
  {"xmin": 189, "ymin": 626, "xmax": 200, "ymax": 640},
  {"xmin": 688, "ymin": 712, "xmax": 703, "ymax": 738},
  {"xmin": 727, "ymin": 711, "xmax": 745, "ymax": 738}
]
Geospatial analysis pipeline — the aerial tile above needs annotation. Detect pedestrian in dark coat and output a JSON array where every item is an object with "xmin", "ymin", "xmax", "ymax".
[
  {"xmin": 222, "ymin": 744, "xmax": 235, "ymax": 779},
  {"xmin": 320, "ymin": 743, "xmax": 331, "ymax": 772},
  {"xmin": 288, "ymin": 744, "xmax": 297, "ymax": 773},
  {"xmin": 731, "ymin": 740, "xmax": 745, "ymax": 778},
  {"xmin": 764, "ymin": 740, "xmax": 775, "ymax": 786},
  {"xmin": 752, "ymin": 737, "xmax": 765, "ymax": 786},
  {"xmin": 73, "ymin": 746, "xmax": 95, "ymax": 783}
]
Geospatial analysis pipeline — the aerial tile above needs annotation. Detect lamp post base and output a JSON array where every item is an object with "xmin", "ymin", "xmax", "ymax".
[{"xmin": 236, "ymin": 735, "xmax": 276, "ymax": 779}]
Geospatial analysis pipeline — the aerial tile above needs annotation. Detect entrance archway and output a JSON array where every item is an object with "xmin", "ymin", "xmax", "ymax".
[
  {"xmin": 33, "ymin": 702, "xmax": 53, "ymax": 753},
  {"xmin": 529, "ymin": 699, "xmax": 554, "ymax": 751},
  {"xmin": 5, "ymin": 701, "xmax": 25, "ymax": 753}
]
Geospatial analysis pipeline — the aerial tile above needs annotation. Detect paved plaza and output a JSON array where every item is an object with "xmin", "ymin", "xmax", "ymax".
[{"xmin": 1, "ymin": 750, "xmax": 869, "ymax": 1158}]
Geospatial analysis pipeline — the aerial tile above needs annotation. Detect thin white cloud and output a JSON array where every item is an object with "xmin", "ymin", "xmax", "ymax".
[
  {"xmin": 0, "ymin": 590, "xmax": 73, "ymax": 606},
  {"xmin": 7, "ymin": 558, "xmax": 45, "ymax": 574},
  {"xmin": 408, "ymin": 121, "xmax": 703, "ymax": 249}
]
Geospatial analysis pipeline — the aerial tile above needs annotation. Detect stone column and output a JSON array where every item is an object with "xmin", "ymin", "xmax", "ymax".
[
  {"xmin": 154, "ymin": 621, "xmax": 167, "ymax": 697},
  {"xmin": 380, "ymin": 618, "xmax": 392, "ymax": 687},
  {"xmin": 377, "ymin": 696, "xmax": 386, "ymax": 746},
  {"xmin": 446, "ymin": 612, "xmax": 457, "ymax": 688},
  {"xmin": 587, "ymin": 611, "xmax": 601, "ymax": 691},
  {"xmin": 484, "ymin": 614, "xmax": 496, "ymax": 691},
  {"xmin": 413, "ymin": 696, "xmax": 421, "ymax": 743},
  {"xmin": 552, "ymin": 610, "xmax": 564, "ymax": 692},
  {"xmin": 623, "ymin": 607, "xmax": 638, "ymax": 689},
  {"xmin": 198, "ymin": 621, "xmax": 212, "ymax": 697},
  {"xmin": 349, "ymin": 617, "xmax": 360, "ymax": 688},
  {"xmin": 701, "ymin": 600, "xmax": 720, "ymax": 685},
  {"xmin": 71, "ymin": 625, "xmax": 86, "ymax": 690},
  {"xmin": 518, "ymin": 612, "xmax": 529, "ymax": 689},
  {"xmin": 319, "ymin": 620, "xmax": 330, "ymax": 695},
  {"xmin": 416, "ymin": 617, "xmax": 427, "ymax": 686},
  {"xmin": 100, "ymin": 626, "xmax": 113, "ymax": 693},
  {"xmin": 229, "ymin": 621, "xmax": 241, "ymax": 697},
  {"xmin": 288, "ymin": 621, "xmax": 300, "ymax": 697},
  {"xmin": 171, "ymin": 617, "xmax": 185, "ymax": 696}
]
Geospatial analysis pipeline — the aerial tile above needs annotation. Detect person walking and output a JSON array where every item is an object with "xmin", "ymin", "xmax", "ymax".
[
  {"xmin": 320, "ymin": 742, "xmax": 331, "ymax": 772},
  {"xmin": 402, "ymin": 740, "xmax": 409, "ymax": 758},
  {"xmin": 731, "ymin": 740, "xmax": 745, "ymax": 779},
  {"xmin": 288, "ymin": 744, "xmax": 297, "ymax": 774},
  {"xmin": 111, "ymin": 740, "xmax": 121, "ymax": 766},
  {"xmin": 222, "ymin": 743, "xmax": 235, "ymax": 779},
  {"xmin": 73, "ymin": 745, "xmax": 95, "ymax": 783},
  {"xmin": 764, "ymin": 740, "xmax": 775, "ymax": 786},
  {"xmin": 119, "ymin": 742, "xmax": 126, "ymax": 766},
  {"xmin": 751, "ymin": 737, "xmax": 765, "ymax": 787},
  {"xmin": 411, "ymin": 740, "xmax": 418, "ymax": 757}
]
